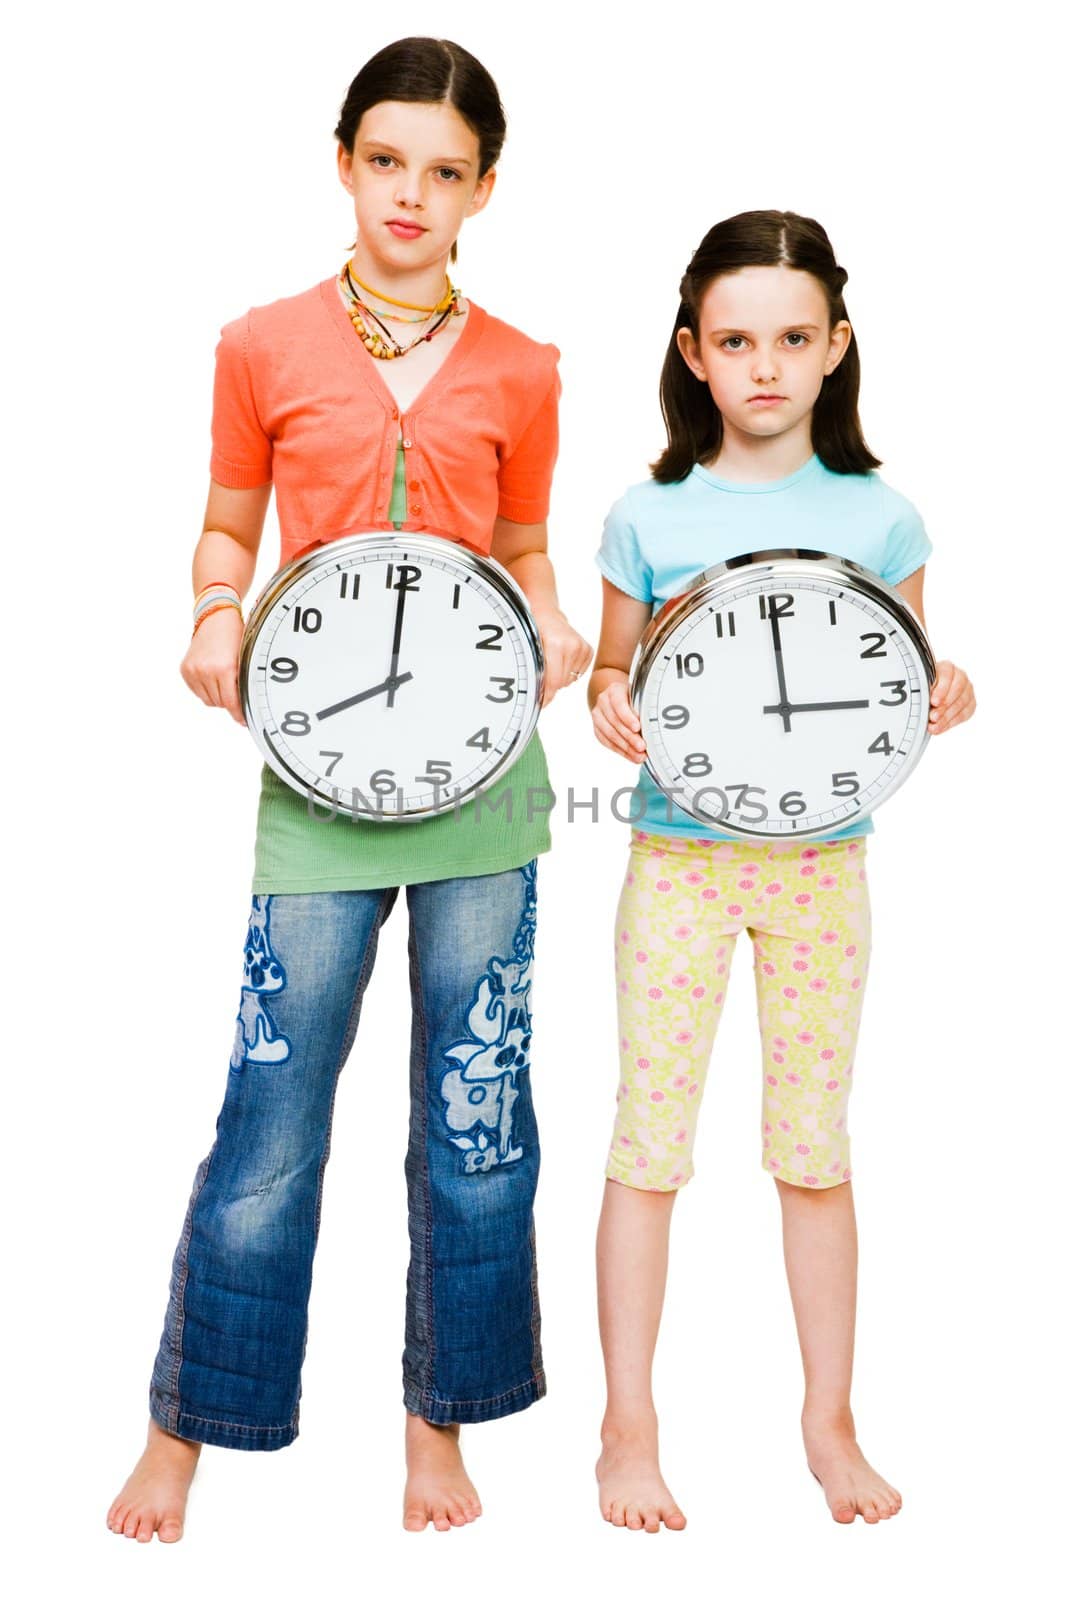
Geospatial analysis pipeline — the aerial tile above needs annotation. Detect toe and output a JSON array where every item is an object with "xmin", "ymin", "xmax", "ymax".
[
  {"xmin": 432, "ymin": 1504, "xmax": 452, "ymax": 1532},
  {"xmin": 135, "ymin": 1516, "xmax": 155, "ymax": 1543},
  {"xmin": 403, "ymin": 1508, "xmax": 428, "ymax": 1532},
  {"xmin": 642, "ymin": 1512, "xmax": 661, "ymax": 1533},
  {"xmin": 446, "ymin": 1500, "xmax": 469, "ymax": 1527},
  {"xmin": 610, "ymin": 1503, "xmax": 627, "ymax": 1528},
  {"xmin": 832, "ymin": 1499, "xmax": 857, "ymax": 1523},
  {"xmin": 664, "ymin": 1509, "xmax": 687, "ymax": 1531},
  {"xmin": 158, "ymin": 1515, "xmax": 183, "ymax": 1543},
  {"xmin": 625, "ymin": 1507, "xmax": 643, "ymax": 1530}
]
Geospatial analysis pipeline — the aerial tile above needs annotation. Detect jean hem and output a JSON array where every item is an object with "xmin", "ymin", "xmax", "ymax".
[
  {"xmin": 402, "ymin": 1370, "xmax": 546, "ymax": 1425},
  {"xmin": 149, "ymin": 1391, "xmax": 298, "ymax": 1452}
]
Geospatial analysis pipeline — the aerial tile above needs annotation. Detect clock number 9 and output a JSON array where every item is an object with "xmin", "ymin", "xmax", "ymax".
[
  {"xmin": 269, "ymin": 657, "xmax": 299, "ymax": 683},
  {"xmin": 662, "ymin": 704, "xmax": 690, "ymax": 729}
]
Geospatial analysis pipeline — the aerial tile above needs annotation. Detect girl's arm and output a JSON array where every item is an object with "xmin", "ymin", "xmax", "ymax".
[
  {"xmin": 180, "ymin": 480, "xmax": 272, "ymax": 727},
  {"xmin": 588, "ymin": 578, "xmax": 653, "ymax": 761},
  {"xmin": 490, "ymin": 514, "xmax": 593, "ymax": 705},
  {"xmin": 894, "ymin": 565, "xmax": 976, "ymax": 735}
]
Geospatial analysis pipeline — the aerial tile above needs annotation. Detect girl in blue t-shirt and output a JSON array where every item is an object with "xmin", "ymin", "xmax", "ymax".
[{"xmin": 587, "ymin": 210, "xmax": 975, "ymax": 1532}]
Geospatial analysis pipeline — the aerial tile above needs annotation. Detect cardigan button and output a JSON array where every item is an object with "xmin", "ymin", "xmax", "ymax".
[{"xmin": 411, "ymin": 503, "xmax": 422, "ymax": 514}]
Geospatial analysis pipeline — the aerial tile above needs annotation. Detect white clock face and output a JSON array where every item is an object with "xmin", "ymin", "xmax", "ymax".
[
  {"xmin": 638, "ymin": 566, "xmax": 930, "ymax": 838},
  {"xmin": 243, "ymin": 537, "xmax": 541, "ymax": 818}
]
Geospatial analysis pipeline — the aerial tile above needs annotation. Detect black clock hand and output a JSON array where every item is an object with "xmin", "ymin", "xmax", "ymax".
[
  {"xmin": 763, "ymin": 698, "xmax": 871, "ymax": 715},
  {"xmin": 767, "ymin": 609, "xmax": 793, "ymax": 733},
  {"xmin": 316, "ymin": 671, "xmax": 414, "ymax": 720},
  {"xmin": 386, "ymin": 582, "xmax": 408, "ymax": 709}
]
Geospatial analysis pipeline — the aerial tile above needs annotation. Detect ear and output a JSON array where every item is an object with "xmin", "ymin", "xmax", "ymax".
[
  {"xmin": 465, "ymin": 165, "xmax": 497, "ymax": 219},
  {"xmin": 336, "ymin": 142, "xmax": 354, "ymax": 197},
  {"xmin": 676, "ymin": 325, "xmax": 707, "ymax": 383},
  {"xmin": 825, "ymin": 319, "xmax": 852, "ymax": 376}
]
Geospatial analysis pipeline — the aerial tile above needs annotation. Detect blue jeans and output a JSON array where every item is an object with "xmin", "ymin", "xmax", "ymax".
[{"xmin": 149, "ymin": 861, "xmax": 542, "ymax": 1450}]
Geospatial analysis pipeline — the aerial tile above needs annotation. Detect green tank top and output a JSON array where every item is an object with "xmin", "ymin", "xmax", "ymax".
[{"xmin": 251, "ymin": 435, "xmax": 553, "ymax": 892}]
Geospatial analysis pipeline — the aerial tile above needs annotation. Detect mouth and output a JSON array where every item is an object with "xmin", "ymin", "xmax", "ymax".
[
  {"xmin": 386, "ymin": 219, "xmax": 427, "ymax": 239},
  {"xmin": 747, "ymin": 394, "xmax": 786, "ymax": 405}
]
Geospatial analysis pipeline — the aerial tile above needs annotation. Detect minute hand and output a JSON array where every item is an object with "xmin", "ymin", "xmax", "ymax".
[{"xmin": 762, "ymin": 697, "xmax": 871, "ymax": 714}]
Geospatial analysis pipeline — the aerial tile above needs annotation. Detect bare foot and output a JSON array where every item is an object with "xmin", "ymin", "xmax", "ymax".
[
  {"xmin": 106, "ymin": 1418, "xmax": 201, "ymax": 1543},
  {"xmin": 803, "ymin": 1409, "xmax": 902, "ymax": 1524},
  {"xmin": 403, "ymin": 1414, "xmax": 482, "ymax": 1532},
  {"xmin": 596, "ymin": 1418, "xmax": 687, "ymax": 1532}
]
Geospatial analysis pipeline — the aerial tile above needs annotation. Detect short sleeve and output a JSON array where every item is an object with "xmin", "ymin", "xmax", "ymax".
[
  {"xmin": 879, "ymin": 483, "xmax": 933, "ymax": 586},
  {"xmin": 496, "ymin": 351, "xmax": 560, "ymax": 522},
  {"xmin": 208, "ymin": 312, "xmax": 273, "ymax": 488},
  {"xmin": 595, "ymin": 494, "xmax": 654, "ymax": 603}
]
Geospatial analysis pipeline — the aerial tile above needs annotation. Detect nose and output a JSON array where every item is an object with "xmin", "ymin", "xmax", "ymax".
[
  {"xmin": 393, "ymin": 169, "xmax": 425, "ymax": 210},
  {"xmin": 750, "ymin": 345, "xmax": 779, "ymax": 384}
]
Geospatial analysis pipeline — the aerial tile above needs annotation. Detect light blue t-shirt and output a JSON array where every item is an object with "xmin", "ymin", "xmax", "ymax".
[{"xmin": 595, "ymin": 454, "xmax": 933, "ymax": 841}]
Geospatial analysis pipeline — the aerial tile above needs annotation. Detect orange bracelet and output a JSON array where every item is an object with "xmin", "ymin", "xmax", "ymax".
[{"xmin": 191, "ymin": 600, "xmax": 242, "ymax": 637}]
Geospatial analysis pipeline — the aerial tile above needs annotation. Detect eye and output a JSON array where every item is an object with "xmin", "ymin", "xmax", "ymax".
[
  {"xmin": 437, "ymin": 167, "xmax": 462, "ymax": 182},
  {"xmin": 720, "ymin": 336, "xmax": 746, "ymax": 351},
  {"xmin": 369, "ymin": 154, "xmax": 395, "ymax": 169},
  {"xmin": 783, "ymin": 332, "xmax": 810, "ymax": 347}
]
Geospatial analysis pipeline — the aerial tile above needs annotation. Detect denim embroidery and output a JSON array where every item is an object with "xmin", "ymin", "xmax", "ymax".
[
  {"xmin": 440, "ymin": 862, "xmax": 537, "ymax": 1174},
  {"xmin": 230, "ymin": 895, "xmax": 293, "ymax": 1069}
]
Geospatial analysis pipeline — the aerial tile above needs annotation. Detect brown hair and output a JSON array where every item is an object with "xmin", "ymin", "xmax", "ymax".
[{"xmin": 653, "ymin": 210, "xmax": 881, "ymax": 482}]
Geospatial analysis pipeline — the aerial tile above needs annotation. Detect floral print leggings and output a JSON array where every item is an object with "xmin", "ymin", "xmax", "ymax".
[{"xmin": 606, "ymin": 830, "xmax": 872, "ymax": 1192}]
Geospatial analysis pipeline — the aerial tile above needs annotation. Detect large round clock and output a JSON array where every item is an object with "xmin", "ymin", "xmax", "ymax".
[
  {"xmin": 239, "ymin": 531, "xmax": 544, "ymax": 821},
  {"xmin": 630, "ymin": 549, "xmax": 936, "ymax": 840}
]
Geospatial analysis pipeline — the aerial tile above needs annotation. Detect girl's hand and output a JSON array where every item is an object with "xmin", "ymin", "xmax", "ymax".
[
  {"xmin": 538, "ymin": 609, "xmax": 594, "ymax": 707},
  {"xmin": 928, "ymin": 659, "xmax": 975, "ymax": 734},
  {"xmin": 592, "ymin": 679, "xmax": 647, "ymax": 762},
  {"xmin": 180, "ymin": 608, "xmax": 248, "ymax": 727}
]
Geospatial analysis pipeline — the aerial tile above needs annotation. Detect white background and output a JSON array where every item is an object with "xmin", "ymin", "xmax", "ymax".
[{"xmin": 6, "ymin": 0, "xmax": 1062, "ymax": 1593}]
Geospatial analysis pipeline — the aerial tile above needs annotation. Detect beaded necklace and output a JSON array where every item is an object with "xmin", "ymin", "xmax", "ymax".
[{"xmin": 338, "ymin": 258, "xmax": 462, "ymax": 360}]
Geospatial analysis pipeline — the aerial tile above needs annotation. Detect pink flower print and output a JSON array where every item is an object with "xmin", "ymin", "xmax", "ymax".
[
  {"xmin": 851, "ymin": 978, "xmax": 862, "ymax": 990},
  {"xmin": 647, "ymin": 986, "xmax": 664, "ymax": 1000},
  {"xmin": 848, "ymin": 841, "xmax": 859, "ymax": 852},
  {"xmin": 620, "ymin": 981, "xmax": 629, "ymax": 994},
  {"xmin": 778, "ymin": 1119, "xmax": 793, "ymax": 1133},
  {"xmin": 859, "ymin": 870, "xmax": 867, "ymax": 882},
  {"xmin": 688, "ymin": 1083, "xmax": 698, "ymax": 1095},
  {"xmin": 651, "ymin": 847, "xmax": 666, "ymax": 858},
  {"xmin": 619, "ymin": 1136, "xmax": 632, "ymax": 1147},
  {"xmin": 845, "ymin": 944, "xmax": 857, "ymax": 957},
  {"xmin": 795, "ymin": 1143, "xmax": 811, "ymax": 1155},
  {"xmin": 674, "ymin": 1130, "xmax": 687, "ymax": 1142},
  {"xmin": 714, "ymin": 992, "xmax": 724, "ymax": 1005},
  {"xmin": 829, "ymin": 1160, "xmax": 841, "ymax": 1174},
  {"xmin": 792, "ymin": 959, "xmax": 809, "ymax": 973},
  {"xmin": 819, "ymin": 874, "xmax": 837, "ymax": 888},
  {"xmin": 671, "ymin": 973, "xmax": 690, "ymax": 988},
  {"xmin": 697, "ymin": 837, "xmax": 715, "ymax": 847},
  {"xmin": 803, "ymin": 1175, "xmax": 820, "ymax": 1187},
  {"xmin": 793, "ymin": 942, "xmax": 813, "ymax": 955},
  {"xmin": 702, "ymin": 887, "xmax": 720, "ymax": 901},
  {"xmin": 684, "ymin": 871, "xmax": 704, "ymax": 885},
  {"xmin": 673, "ymin": 1075, "xmax": 688, "ymax": 1088},
  {"xmin": 783, "ymin": 985, "xmax": 799, "ymax": 999},
  {"xmin": 842, "ymin": 1167, "xmax": 852, "ymax": 1180},
  {"xmin": 636, "ymin": 1156, "xmax": 648, "ymax": 1169},
  {"xmin": 764, "ymin": 1120, "xmax": 772, "ymax": 1133},
  {"xmin": 727, "ymin": 903, "xmax": 743, "ymax": 916},
  {"xmin": 766, "ymin": 881, "xmax": 783, "ymax": 895},
  {"xmin": 717, "ymin": 961, "xmax": 727, "ymax": 975},
  {"xmin": 739, "ymin": 878, "xmax": 755, "ymax": 890},
  {"xmin": 762, "ymin": 961, "xmax": 777, "ymax": 976},
  {"xmin": 620, "ymin": 930, "xmax": 631, "ymax": 943},
  {"xmin": 636, "ymin": 1057, "xmax": 650, "ymax": 1070},
  {"xmin": 802, "ymin": 848, "xmax": 820, "ymax": 859},
  {"xmin": 820, "ymin": 1048, "xmax": 836, "ymax": 1061},
  {"xmin": 825, "ymin": 1080, "xmax": 839, "ymax": 1091},
  {"xmin": 769, "ymin": 1157, "xmax": 782, "ymax": 1173},
  {"xmin": 766, "ymin": 1074, "xmax": 779, "ymax": 1086},
  {"xmin": 796, "ymin": 1031, "xmax": 815, "ymax": 1045},
  {"xmin": 650, "ymin": 1090, "xmax": 665, "ymax": 1102},
  {"xmin": 716, "ymin": 947, "xmax": 726, "ymax": 958},
  {"xmin": 669, "ymin": 1172, "xmax": 683, "ymax": 1184},
  {"xmin": 773, "ymin": 1035, "xmax": 787, "ymax": 1049},
  {"xmin": 625, "ymin": 872, "xmax": 635, "ymax": 885},
  {"xmin": 674, "ymin": 1030, "xmax": 694, "ymax": 1045},
  {"xmin": 636, "ymin": 831, "xmax": 649, "ymax": 842},
  {"xmin": 785, "ymin": 1072, "xmax": 802, "ymax": 1086},
  {"xmin": 636, "ymin": 951, "xmax": 649, "ymax": 964},
  {"xmin": 820, "ymin": 931, "xmax": 839, "ymax": 945},
  {"xmin": 808, "ymin": 978, "xmax": 828, "ymax": 993},
  {"xmin": 693, "ymin": 984, "xmax": 706, "ymax": 998},
  {"xmin": 655, "ymin": 878, "xmax": 673, "ymax": 893},
  {"xmin": 800, "ymin": 864, "xmax": 816, "ymax": 877},
  {"xmin": 794, "ymin": 893, "xmax": 812, "ymax": 905},
  {"xmin": 742, "ymin": 863, "xmax": 758, "ymax": 874},
  {"xmin": 621, "ymin": 1037, "xmax": 630, "ymax": 1052},
  {"xmin": 674, "ymin": 925, "xmax": 693, "ymax": 939},
  {"xmin": 772, "ymin": 1052, "xmax": 785, "ymax": 1065}
]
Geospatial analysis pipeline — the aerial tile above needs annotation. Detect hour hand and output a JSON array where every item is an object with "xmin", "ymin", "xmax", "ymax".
[
  {"xmin": 773, "ymin": 698, "xmax": 872, "ymax": 714},
  {"xmin": 316, "ymin": 672, "xmax": 413, "ymax": 720}
]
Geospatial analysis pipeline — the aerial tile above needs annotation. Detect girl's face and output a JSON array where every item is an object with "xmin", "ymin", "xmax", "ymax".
[
  {"xmin": 677, "ymin": 265, "xmax": 851, "ymax": 449},
  {"xmin": 337, "ymin": 99, "xmax": 495, "ymax": 275}
]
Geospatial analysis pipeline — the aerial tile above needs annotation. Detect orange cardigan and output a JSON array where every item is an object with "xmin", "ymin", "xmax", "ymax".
[{"xmin": 209, "ymin": 277, "xmax": 561, "ymax": 571}]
